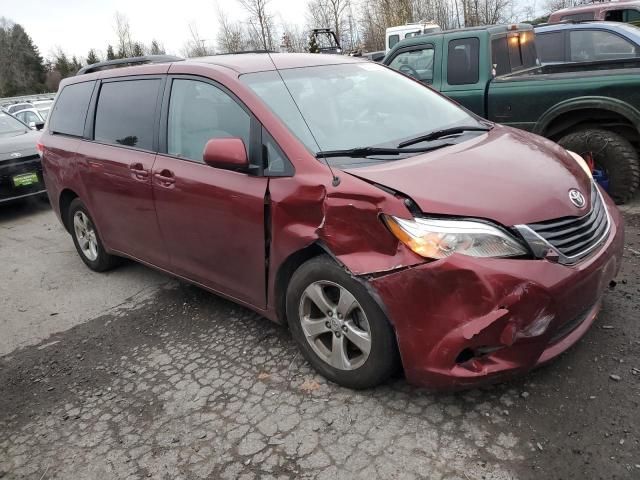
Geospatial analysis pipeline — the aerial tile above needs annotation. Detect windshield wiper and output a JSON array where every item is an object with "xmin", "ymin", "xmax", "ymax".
[
  {"xmin": 398, "ymin": 125, "xmax": 492, "ymax": 148},
  {"xmin": 316, "ymin": 143, "xmax": 453, "ymax": 159}
]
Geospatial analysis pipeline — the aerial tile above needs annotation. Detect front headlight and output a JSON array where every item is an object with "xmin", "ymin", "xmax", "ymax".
[
  {"xmin": 383, "ymin": 215, "xmax": 528, "ymax": 260},
  {"xmin": 567, "ymin": 150, "xmax": 593, "ymax": 179}
]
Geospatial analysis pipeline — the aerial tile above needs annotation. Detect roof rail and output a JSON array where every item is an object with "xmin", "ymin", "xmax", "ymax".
[
  {"xmin": 77, "ymin": 55, "xmax": 184, "ymax": 75},
  {"xmin": 215, "ymin": 50, "xmax": 278, "ymax": 55}
]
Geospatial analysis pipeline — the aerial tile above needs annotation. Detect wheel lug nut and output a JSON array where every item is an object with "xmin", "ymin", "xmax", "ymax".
[
  {"xmin": 325, "ymin": 321, "xmax": 331, "ymax": 329},
  {"xmin": 342, "ymin": 326, "xmax": 347, "ymax": 333},
  {"xmin": 327, "ymin": 311, "xmax": 333, "ymax": 317},
  {"xmin": 337, "ymin": 314, "xmax": 342, "ymax": 319},
  {"xmin": 335, "ymin": 332, "xmax": 341, "ymax": 338}
]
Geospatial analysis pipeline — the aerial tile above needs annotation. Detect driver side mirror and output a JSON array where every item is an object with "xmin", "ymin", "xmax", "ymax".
[
  {"xmin": 28, "ymin": 121, "xmax": 45, "ymax": 131},
  {"xmin": 203, "ymin": 138, "xmax": 249, "ymax": 171}
]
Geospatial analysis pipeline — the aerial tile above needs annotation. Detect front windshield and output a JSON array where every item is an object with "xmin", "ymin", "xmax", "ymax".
[
  {"xmin": 0, "ymin": 113, "xmax": 28, "ymax": 136},
  {"xmin": 241, "ymin": 63, "xmax": 479, "ymax": 156}
]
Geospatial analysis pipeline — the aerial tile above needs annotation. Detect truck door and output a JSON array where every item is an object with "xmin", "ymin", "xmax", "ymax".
[
  {"xmin": 440, "ymin": 37, "xmax": 486, "ymax": 117},
  {"xmin": 386, "ymin": 43, "xmax": 442, "ymax": 90}
]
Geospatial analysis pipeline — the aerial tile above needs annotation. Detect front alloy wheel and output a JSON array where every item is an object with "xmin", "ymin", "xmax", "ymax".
[
  {"xmin": 299, "ymin": 280, "xmax": 372, "ymax": 371},
  {"xmin": 287, "ymin": 255, "xmax": 400, "ymax": 389}
]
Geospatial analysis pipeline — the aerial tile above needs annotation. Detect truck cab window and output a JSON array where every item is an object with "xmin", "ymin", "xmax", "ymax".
[
  {"xmin": 388, "ymin": 47, "xmax": 435, "ymax": 83},
  {"xmin": 447, "ymin": 38, "xmax": 479, "ymax": 85}
]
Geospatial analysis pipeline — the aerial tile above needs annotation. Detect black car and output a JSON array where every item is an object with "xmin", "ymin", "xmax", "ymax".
[{"xmin": 0, "ymin": 112, "xmax": 46, "ymax": 203}]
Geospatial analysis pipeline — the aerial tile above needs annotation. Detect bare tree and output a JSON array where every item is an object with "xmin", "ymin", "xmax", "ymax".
[
  {"xmin": 543, "ymin": 0, "xmax": 584, "ymax": 14},
  {"xmin": 114, "ymin": 12, "xmax": 134, "ymax": 58},
  {"xmin": 280, "ymin": 23, "xmax": 308, "ymax": 52},
  {"xmin": 216, "ymin": 7, "xmax": 249, "ymax": 53},
  {"xmin": 306, "ymin": 0, "xmax": 353, "ymax": 50},
  {"xmin": 181, "ymin": 23, "xmax": 215, "ymax": 57},
  {"xmin": 149, "ymin": 40, "xmax": 166, "ymax": 55},
  {"xmin": 236, "ymin": 0, "xmax": 276, "ymax": 50}
]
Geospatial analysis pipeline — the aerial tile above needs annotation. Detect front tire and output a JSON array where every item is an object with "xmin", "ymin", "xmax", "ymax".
[
  {"xmin": 68, "ymin": 198, "xmax": 119, "ymax": 272},
  {"xmin": 286, "ymin": 256, "xmax": 400, "ymax": 389},
  {"xmin": 558, "ymin": 128, "xmax": 640, "ymax": 203}
]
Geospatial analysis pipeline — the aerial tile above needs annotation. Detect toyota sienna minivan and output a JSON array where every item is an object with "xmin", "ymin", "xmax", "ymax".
[{"xmin": 40, "ymin": 53, "xmax": 624, "ymax": 390}]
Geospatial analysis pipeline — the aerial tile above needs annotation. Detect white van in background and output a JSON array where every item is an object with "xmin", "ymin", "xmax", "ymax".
[{"xmin": 385, "ymin": 22, "xmax": 441, "ymax": 52}]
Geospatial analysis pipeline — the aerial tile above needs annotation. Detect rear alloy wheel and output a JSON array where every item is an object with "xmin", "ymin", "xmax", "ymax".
[
  {"xmin": 68, "ymin": 198, "xmax": 119, "ymax": 272},
  {"xmin": 287, "ymin": 256, "xmax": 400, "ymax": 389},
  {"xmin": 558, "ymin": 128, "xmax": 640, "ymax": 203}
]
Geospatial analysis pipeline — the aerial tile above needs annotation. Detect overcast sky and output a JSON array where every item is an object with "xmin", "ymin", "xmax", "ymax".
[{"xmin": 3, "ymin": 0, "xmax": 308, "ymax": 59}]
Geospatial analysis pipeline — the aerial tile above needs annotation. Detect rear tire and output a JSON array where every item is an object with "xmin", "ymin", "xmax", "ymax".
[
  {"xmin": 286, "ymin": 255, "xmax": 400, "ymax": 389},
  {"xmin": 557, "ymin": 128, "xmax": 640, "ymax": 203},
  {"xmin": 68, "ymin": 198, "xmax": 119, "ymax": 272}
]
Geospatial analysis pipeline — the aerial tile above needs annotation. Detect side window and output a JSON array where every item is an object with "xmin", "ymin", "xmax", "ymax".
[
  {"xmin": 447, "ymin": 37, "xmax": 480, "ymax": 85},
  {"xmin": 49, "ymin": 81, "xmax": 95, "ymax": 136},
  {"xmin": 94, "ymin": 79, "xmax": 160, "ymax": 150},
  {"xmin": 624, "ymin": 9, "xmax": 640, "ymax": 23},
  {"xmin": 561, "ymin": 12, "xmax": 595, "ymax": 21},
  {"xmin": 605, "ymin": 10, "xmax": 624, "ymax": 22},
  {"xmin": 405, "ymin": 30, "xmax": 421, "ymax": 39},
  {"xmin": 569, "ymin": 30, "xmax": 637, "ymax": 62},
  {"xmin": 262, "ymin": 128, "xmax": 292, "ymax": 175},
  {"xmin": 536, "ymin": 32, "xmax": 566, "ymax": 63},
  {"xmin": 388, "ymin": 47, "xmax": 435, "ymax": 83},
  {"xmin": 167, "ymin": 79, "xmax": 250, "ymax": 163},
  {"xmin": 22, "ymin": 111, "xmax": 40, "ymax": 124},
  {"xmin": 388, "ymin": 34, "xmax": 400, "ymax": 49},
  {"xmin": 491, "ymin": 37, "xmax": 511, "ymax": 75}
]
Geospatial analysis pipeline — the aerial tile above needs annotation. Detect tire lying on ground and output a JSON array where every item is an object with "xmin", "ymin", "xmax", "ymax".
[{"xmin": 558, "ymin": 128, "xmax": 640, "ymax": 204}]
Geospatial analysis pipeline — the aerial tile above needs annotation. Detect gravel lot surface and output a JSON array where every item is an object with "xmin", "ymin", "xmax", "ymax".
[{"xmin": 1, "ymin": 200, "xmax": 639, "ymax": 479}]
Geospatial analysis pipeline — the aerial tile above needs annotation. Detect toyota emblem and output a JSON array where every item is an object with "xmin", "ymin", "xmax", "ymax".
[
  {"xmin": 569, "ymin": 189, "xmax": 585, "ymax": 208},
  {"xmin": 9, "ymin": 152, "xmax": 22, "ymax": 158}
]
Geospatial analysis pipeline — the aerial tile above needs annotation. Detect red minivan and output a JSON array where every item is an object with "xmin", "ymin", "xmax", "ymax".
[{"xmin": 41, "ymin": 54, "xmax": 624, "ymax": 390}]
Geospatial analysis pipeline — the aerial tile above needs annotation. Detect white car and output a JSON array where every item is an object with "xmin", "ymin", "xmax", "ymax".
[
  {"xmin": 385, "ymin": 22, "xmax": 441, "ymax": 53},
  {"xmin": 13, "ymin": 108, "xmax": 46, "ymax": 129},
  {"xmin": 31, "ymin": 100, "xmax": 53, "ymax": 119}
]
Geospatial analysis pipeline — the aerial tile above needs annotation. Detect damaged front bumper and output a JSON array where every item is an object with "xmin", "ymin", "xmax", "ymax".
[{"xmin": 367, "ymin": 198, "xmax": 624, "ymax": 390}]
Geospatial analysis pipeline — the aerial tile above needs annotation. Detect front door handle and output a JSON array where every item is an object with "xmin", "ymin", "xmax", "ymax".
[
  {"xmin": 129, "ymin": 162, "xmax": 149, "ymax": 180},
  {"xmin": 154, "ymin": 169, "xmax": 175, "ymax": 187}
]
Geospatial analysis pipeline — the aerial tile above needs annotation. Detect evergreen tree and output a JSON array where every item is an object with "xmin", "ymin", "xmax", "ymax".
[
  {"xmin": 106, "ymin": 44, "xmax": 117, "ymax": 60},
  {"xmin": 86, "ymin": 49, "xmax": 99, "ymax": 65},
  {"xmin": 131, "ymin": 42, "xmax": 145, "ymax": 57},
  {"xmin": 70, "ymin": 56, "xmax": 82, "ymax": 74},
  {"xmin": 53, "ymin": 51, "xmax": 73, "ymax": 78},
  {"xmin": 0, "ymin": 19, "xmax": 46, "ymax": 96}
]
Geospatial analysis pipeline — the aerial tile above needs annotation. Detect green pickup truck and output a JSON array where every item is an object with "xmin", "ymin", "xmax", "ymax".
[{"xmin": 383, "ymin": 24, "xmax": 640, "ymax": 202}]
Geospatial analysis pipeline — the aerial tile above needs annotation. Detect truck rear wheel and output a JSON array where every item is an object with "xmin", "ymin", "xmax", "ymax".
[{"xmin": 558, "ymin": 129, "xmax": 640, "ymax": 203}]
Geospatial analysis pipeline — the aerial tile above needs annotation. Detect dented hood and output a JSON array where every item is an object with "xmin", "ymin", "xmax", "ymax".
[{"xmin": 344, "ymin": 126, "xmax": 593, "ymax": 226}]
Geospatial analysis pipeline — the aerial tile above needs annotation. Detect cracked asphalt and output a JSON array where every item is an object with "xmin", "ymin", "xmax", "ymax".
[{"xmin": 1, "ymin": 200, "xmax": 639, "ymax": 479}]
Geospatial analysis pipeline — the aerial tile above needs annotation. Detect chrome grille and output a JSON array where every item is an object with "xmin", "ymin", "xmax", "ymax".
[{"xmin": 526, "ymin": 185, "xmax": 609, "ymax": 261}]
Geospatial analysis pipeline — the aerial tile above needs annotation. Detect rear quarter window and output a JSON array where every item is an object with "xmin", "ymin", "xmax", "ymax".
[{"xmin": 49, "ymin": 81, "xmax": 95, "ymax": 136}]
